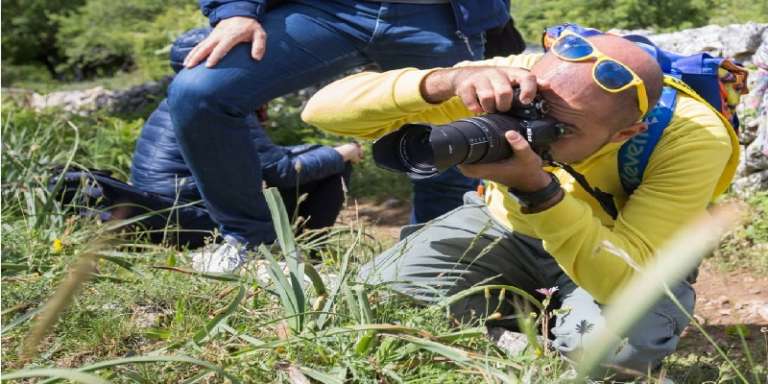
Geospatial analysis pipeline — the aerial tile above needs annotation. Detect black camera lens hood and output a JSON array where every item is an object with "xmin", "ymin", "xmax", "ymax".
[{"xmin": 372, "ymin": 123, "xmax": 440, "ymax": 179}]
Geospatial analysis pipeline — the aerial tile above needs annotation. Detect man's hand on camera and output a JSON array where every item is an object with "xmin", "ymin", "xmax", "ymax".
[
  {"xmin": 421, "ymin": 66, "xmax": 537, "ymax": 114},
  {"xmin": 184, "ymin": 16, "xmax": 267, "ymax": 68},
  {"xmin": 458, "ymin": 130, "xmax": 550, "ymax": 192}
]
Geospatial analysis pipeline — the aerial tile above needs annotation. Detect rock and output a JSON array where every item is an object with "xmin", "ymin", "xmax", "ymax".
[
  {"xmin": 739, "ymin": 118, "xmax": 760, "ymax": 146},
  {"xmin": 743, "ymin": 128, "xmax": 768, "ymax": 173},
  {"xmin": 26, "ymin": 76, "xmax": 171, "ymax": 116},
  {"xmin": 29, "ymin": 86, "xmax": 115, "ymax": 115},
  {"xmin": 750, "ymin": 288, "xmax": 762, "ymax": 295},
  {"xmin": 647, "ymin": 23, "xmax": 768, "ymax": 63},
  {"xmin": 716, "ymin": 295, "xmax": 731, "ymax": 306},
  {"xmin": 719, "ymin": 309, "xmax": 731, "ymax": 316},
  {"xmin": 487, "ymin": 327, "xmax": 545, "ymax": 356},
  {"xmin": 732, "ymin": 169, "xmax": 768, "ymax": 196},
  {"xmin": 131, "ymin": 305, "xmax": 168, "ymax": 328},
  {"xmin": 736, "ymin": 144, "xmax": 748, "ymax": 177},
  {"xmin": 382, "ymin": 198, "xmax": 402, "ymax": 209},
  {"xmin": 759, "ymin": 304, "xmax": 768, "ymax": 322}
]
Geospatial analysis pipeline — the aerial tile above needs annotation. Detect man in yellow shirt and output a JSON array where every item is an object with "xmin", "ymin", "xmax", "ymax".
[{"xmin": 302, "ymin": 33, "xmax": 737, "ymax": 373}]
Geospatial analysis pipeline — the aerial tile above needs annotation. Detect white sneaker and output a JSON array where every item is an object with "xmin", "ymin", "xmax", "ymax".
[{"xmin": 191, "ymin": 235, "xmax": 249, "ymax": 273}]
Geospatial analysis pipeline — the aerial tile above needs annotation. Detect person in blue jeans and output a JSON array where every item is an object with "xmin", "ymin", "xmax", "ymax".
[
  {"xmin": 131, "ymin": 99, "xmax": 362, "ymax": 265},
  {"xmin": 167, "ymin": 0, "xmax": 512, "ymax": 272}
]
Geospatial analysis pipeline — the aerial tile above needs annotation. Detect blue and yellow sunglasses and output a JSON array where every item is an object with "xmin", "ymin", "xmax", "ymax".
[{"xmin": 549, "ymin": 30, "xmax": 649, "ymax": 118}]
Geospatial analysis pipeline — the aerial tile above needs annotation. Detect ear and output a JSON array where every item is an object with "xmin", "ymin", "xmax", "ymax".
[{"xmin": 609, "ymin": 121, "xmax": 647, "ymax": 143}]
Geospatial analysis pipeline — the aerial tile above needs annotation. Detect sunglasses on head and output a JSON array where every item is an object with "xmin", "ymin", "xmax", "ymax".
[{"xmin": 550, "ymin": 31, "xmax": 649, "ymax": 118}]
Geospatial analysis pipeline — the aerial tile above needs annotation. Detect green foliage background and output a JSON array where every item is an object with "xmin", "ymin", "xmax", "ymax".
[
  {"xmin": 2, "ymin": 0, "xmax": 205, "ymax": 83},
  {"xmin": 512, "ymin": 0, "xmax": 767, "ymax": 40},
  {"xmin": 3, "ymin": 0, "xmax": 767, "ymax": 86}
]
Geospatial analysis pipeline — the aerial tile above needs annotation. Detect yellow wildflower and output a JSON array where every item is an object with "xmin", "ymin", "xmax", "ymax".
[{"xmin": 52, "ymin": 239, "xmax": 64, "ymax": 253}]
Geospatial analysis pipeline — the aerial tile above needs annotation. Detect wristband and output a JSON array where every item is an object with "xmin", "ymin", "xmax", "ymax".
[{"xmin": 508, "ymin": 173, "xmax": 562, "ymax": 211}]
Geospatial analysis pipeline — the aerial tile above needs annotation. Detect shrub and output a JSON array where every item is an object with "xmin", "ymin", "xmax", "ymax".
[
  {"xmin": 0, "ymin": 0, "xmax": 84, "ymax": 80},
  {"xmin": 53, "ymin": 0, "xmax": 204, "ymax": 80},
  {"xmin": 512, "ymin": 0, "xmax": 713, "ymax": 41}
]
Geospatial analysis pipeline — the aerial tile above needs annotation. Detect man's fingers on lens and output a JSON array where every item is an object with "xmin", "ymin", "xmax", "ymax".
[{"xmin": 505, "ymin": 130, "xmax": 535, "ymax": 159}]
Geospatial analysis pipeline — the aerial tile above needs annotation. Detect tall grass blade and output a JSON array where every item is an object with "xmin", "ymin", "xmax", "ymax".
[
  {"xmin": 34, "ymin": 121, "xmax": 79, "ymax": 231},
  {"xmin": 353, "ymin": 284, "xmax": 378, "ymax": 355},
  {"xmin": 258, "ymin": 244, "xmax": 303, "ymax": 332},
  {"xmin": 298, "ymin": 366, "xmax": 344, "ymax": 384},
  {"xmin": 22, "ymin": 239, "xmax": 108, "ymax": 358},
  {"xmin": 303, "ymin": 264, "xmax": 327, "ymax": 297},
  {"xmin": 1, "ymin": 368, "xmax": 109, "ymax": 384},
  {"xmin": 316, "ymin": 226, "xmax": 360, "ymax": 329},
  {"xmin": 152, "ymin": 266, "xmax": 241, "ymax": 282},
  {"xmin": 264, "ymin": 187, "xmax": 307, "ymax": 332},
  {"xmin": 263, "ymin": 187, "xmax": 304, "ymax": 281},
  {"xmin": 436, "ymin": 284, "xmax": 543, "ymax": 311},
  {"xmin": 575, "ymin": 204, "xmax": 745, "ymax": 380},
  {"xmin": 387, "ymin": 334, "xmax": 472, "ymax": 363},
  {"xmin": 37, "ymin": 355, "xmax": 241, "ymax": 384},
  {"xmin": 1, "ymin": 305, "xmax": 44, "ymax": 336},
  {"xmin": 191, "ymin": 285, "xmax": 246, "ymax": 345},
  {"xmin": 385, "ymin": 334, "xmax": 516, "ymax": 382}
]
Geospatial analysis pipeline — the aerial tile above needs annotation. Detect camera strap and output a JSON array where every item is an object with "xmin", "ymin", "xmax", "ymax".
[{"xmin": 548, "ymin": 160, "xmax": 619, "ymax": 220}]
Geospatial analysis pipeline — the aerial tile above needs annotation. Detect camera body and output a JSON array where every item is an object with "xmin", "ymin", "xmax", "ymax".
[{"xmin": 372, "ymin": 92, "xmax": 564, "ymax": 179}]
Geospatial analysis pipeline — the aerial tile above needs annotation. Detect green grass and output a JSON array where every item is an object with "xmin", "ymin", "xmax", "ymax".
[
  {"xmin": 2, "ymin": 99, "xmax": 767, "ymax": 383},
  {"xmin": 2, "ymin": 70, "xmax": 158, "ymax": 94},
  {"xmin": 711, "ymin": 192, "xmax": 768, "ymax": 274}
]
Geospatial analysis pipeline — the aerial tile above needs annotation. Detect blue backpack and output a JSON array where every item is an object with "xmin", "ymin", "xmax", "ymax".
[{"xmin": 542, "ymin": 24, "xmax": 746, "ymax": 207}]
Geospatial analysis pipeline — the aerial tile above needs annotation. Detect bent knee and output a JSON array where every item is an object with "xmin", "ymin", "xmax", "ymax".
[{"xmin": 168, "ymin": 69, "xmax": 228, "ymax": 113}]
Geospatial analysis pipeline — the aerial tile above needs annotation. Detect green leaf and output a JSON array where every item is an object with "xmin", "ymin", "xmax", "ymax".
[
  {"xmin": 38, "ymin": 355, "xmax": 240, "ymax": 384},
  {"xmin": 387, "ymin": 334, "xmax": 471, "ymax": 363},
  {"xmin": 258, "ymin": 245, "xmax": 303, "ymax": 332},
  {"xmin": 2, "ymin": 368, "xmax": 109, "ymax": 384},
  {"xmin": 191, "ymin": 285, "xmax": 246, "ymax": 345},
  {"xmin": 298, "ymin": 366, "xmax": 345, "ymax": 384},
  {"xmin": 263, "ymin": 187, "xmax": 307, "ymax": 332}
]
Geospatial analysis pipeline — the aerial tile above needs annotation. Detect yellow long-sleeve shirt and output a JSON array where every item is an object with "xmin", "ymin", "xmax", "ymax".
[{"xmin": 302, "ymin": 54, "xmax": 739, "ymax": 303}]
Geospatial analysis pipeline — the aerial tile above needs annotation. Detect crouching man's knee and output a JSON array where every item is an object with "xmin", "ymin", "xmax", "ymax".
[{"xmin": 552, "ymin": 283, "xmax": 694, "ymax": 376}]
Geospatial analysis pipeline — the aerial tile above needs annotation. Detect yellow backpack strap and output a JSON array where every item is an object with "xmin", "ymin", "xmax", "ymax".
[{"xmin": 662, "ymin": 75, "xmax": 741, "ymax": 198}]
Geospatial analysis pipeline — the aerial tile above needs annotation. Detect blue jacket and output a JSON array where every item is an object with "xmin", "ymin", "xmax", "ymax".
[
  {"xmin": 130, "ymin": 99, "xmax": 347, "ymax": 199},
  {"xmin": 199, "ymin": 0, "xmax": 510, "ymax": 36}
]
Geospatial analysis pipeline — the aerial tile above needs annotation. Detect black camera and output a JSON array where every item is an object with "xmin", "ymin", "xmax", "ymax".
[{"xmin": 372, "ymin": 90, "xmax": 565, "ymax": 179}]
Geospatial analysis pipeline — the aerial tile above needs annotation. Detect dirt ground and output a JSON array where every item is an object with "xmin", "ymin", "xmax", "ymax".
[
  {"xmin": 679, "ymin": 263, "xmax": 768, "ymax": 359},
  {"xmin": 339, "ymin": 198, "xmax": 768, "ymax": 357}
]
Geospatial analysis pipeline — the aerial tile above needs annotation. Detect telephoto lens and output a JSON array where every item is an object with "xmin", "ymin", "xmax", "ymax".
[{"xmin": 372, "ymin": 92, "xmax": 565, "ymax": 179}]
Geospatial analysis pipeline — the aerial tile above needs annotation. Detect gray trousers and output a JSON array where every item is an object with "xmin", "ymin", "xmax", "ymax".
[{"xmin": 359, "ymin": 192, "xmax": 695, "ymax": 373}]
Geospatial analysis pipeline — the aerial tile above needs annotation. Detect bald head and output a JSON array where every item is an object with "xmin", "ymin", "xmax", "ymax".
[{"xmin": 532, "ymin": 34, "xmax": 663, "ymax": 129}]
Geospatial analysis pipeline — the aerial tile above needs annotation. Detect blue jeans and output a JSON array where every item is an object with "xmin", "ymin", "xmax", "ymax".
[{"xmin": 167, "ymin": 0, "xmax": 483, "ymax": 245}]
